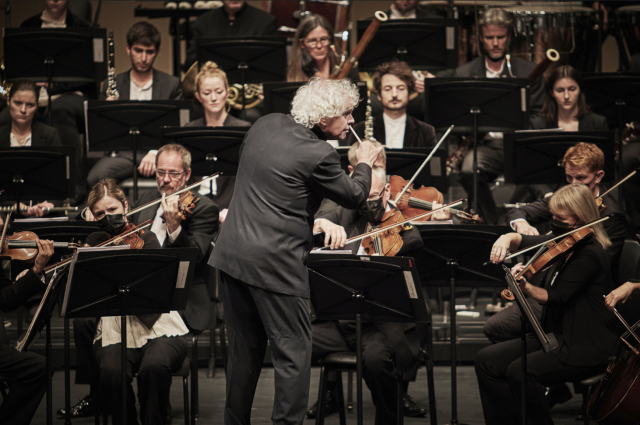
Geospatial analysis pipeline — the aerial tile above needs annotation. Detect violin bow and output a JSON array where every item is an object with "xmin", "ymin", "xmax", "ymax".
[
  {"xmin": 390, "ymin": 125, "xmax": 454, "ymax": 207},
  {"xmin": 605, "ymin": 297, "xmax": 640, "ymax": 353},
  {"xmin": 125, "ymin": 173, "xmax": 221, "ymax": 217},
  {"xmin": 316, "ymin": 199, "xmax": 464, "ymax": 250},
  {"xmin": 598, "ymin": 168, "xmax": 639, "ymax": 200},
  {"xmin": 483, "ymin": 215, "xmax": 611, "ymax": 266}
]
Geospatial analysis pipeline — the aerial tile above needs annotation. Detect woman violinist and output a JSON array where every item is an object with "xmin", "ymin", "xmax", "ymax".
[
  {"xmin": 73, "ymin": 179, "xmax": 189, "ymax": 425},
  {"xmin": 476, "ymin": 183, "xmax": 619, "ymax": 425}
]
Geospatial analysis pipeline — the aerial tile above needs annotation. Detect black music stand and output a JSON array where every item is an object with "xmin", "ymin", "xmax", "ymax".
[
  {"xmin": 357, "ymin": 18, "xmax": 458, "ymax": 72},
  {"xmin": 197, "ymin": 36, "xmax": 287, "ymax": 119},
  {"xmin": 62, "ymin": 248, "xmax": 198, "ymax": 425},
  {"xmin": 503, "ymin": 131, "xmax": 616, "ymax": 186},
  {"xmin": 4, "ymin": 28, "xmax": 106, "ymax": 125},
  {"xmin": 502, "ymin": 265, "xmax": 558, "ymax": 425},
  {"xmin": 424, "ymin": 78, "xmax": 529, "ymax": 213},
  {"xmin": 307, "ymin": 253, "xmax": 430, "ymax": 425},
  {"xmin": 336, "ymin": 147, "xmax": 448, "ymax": 192},
  {"xmin": 0, "ymin": 147, "xmax": 76, "ymax": 218},
  {"xmin": 85, "ymin": 100, "xmax": 192, "ymax": 200},
  {"xmin": 161, "ymin": 126, "xmax": 247, "ymax": 197},
  {"xmin": 412, "ymin": 225, "xmax": 511, "ymax": 425},
  {"xmin": 263, "ymin": 81, "xmax": 369, "ymax": 123}
]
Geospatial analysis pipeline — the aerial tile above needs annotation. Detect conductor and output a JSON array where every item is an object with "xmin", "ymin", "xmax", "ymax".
[{"xmin": 209, "ymin": 78, "xmax": 383, "ymax": 425}]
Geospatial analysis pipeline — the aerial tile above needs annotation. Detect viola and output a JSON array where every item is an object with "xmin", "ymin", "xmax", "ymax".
[
  {"xmin": 177, "ymin": 190, "xmax": 199, "ymax": 220},
  {"xmin": 0, "ymin": 231, "xmax": 79, "ymax": 265},
  {"xmin": 389, "ymin": 175, "xmax": 481, "ymax": 223},
  {"xmin": 360, "ymin": 208, "xmax": 405, "ymax": 256}
]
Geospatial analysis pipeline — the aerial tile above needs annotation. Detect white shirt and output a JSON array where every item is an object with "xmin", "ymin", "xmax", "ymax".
[
  {"xmin": 150, "ymin": 205, "xmax": 182, "ymax": 246},
  {"xmin": 10, "ymin": 132, "xmax": 32, "ymax": 147},
  {"xmin": 485, "ymin": 58, "xmax": 505, "ymax": 79},
  {"xmin": 95, "ymin": 312, "xmax": 189, "ymax": 348},
  {"xmin": 40, "ymin": 11, "xmax": 66, "ymax": 28},
  {"xmin": 129, "ymin": 76, "xmax": 153, "ymax": 101},
  {"xmin": 389, "ymin": 5, "xmax": 417, "ymax": 19},
  {"xmin": 383, "ymin": 113, "xmax": 407, "ymax": 149}
]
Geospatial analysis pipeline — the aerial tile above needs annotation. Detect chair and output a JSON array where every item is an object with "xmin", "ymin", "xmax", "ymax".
[
  {"xmin": 97, "ymin": 356, "xmax": 193, "ymax": 425},
  {"xmin": 576, "ymin": 372, "xmax": 606, "ymax": 425},
  {"xmin": 617, "ymin": 239, "xmax": 640, "ymax": 286}
]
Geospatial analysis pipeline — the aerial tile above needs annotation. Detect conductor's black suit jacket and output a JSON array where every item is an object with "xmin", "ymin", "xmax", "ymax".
[
  {"xmin": 131, "ymin": 190, "xmax": 219, "ymax": 331},
  {"xmin": 209, "ymin": 113, "xmax": 372, "ymax": 298}
]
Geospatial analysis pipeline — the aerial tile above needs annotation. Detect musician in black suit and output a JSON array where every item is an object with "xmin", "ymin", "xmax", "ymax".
[
  {"xmin": 184, "ymin": 0, "xmax": 278, "ymax": 70},
  {"xmin": 386, "ymin": 0, "xmax": 440, "ymax": 19},
  {"xmin": 209, "ymin": 78, "xmax": 383, "ymax": 425},
  {"xmin": 444, "ymin": 8, "xmax": 545, "ymax": 224},
  {"xmin": 0, "ymin": 239, "xmax": 55, "ymax": 425},
  {"xmin": 87, "ymin": 22, "xmax": 183, "ymax": 188},
  {"xmin": 309, "ymin": 166, "xmax": 429, "ymax": 424},
  {"xmin": 477, "ymin": 184, "xmax": 619, "ymax": 425},
  {"xmin": 342, "ymin": 60, "xmax": 437, "ymax": 149}
]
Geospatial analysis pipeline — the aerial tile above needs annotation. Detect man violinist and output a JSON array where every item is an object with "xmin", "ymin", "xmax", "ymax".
[
  {"xmin": 0, "ymin": 239, "xmax": 54, "ymax": 425},
  {"xmin": 308, "ymin": 166, "xmax": 440, "ymax": 424}
]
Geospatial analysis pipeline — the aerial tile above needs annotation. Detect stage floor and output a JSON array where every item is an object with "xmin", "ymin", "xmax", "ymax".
[{"xmin": 33, "ymin": 365, "xmax": 590, "ymax": 425}]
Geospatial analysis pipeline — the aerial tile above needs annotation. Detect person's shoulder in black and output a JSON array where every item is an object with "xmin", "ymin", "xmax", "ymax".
[
  {"xmin": 31, "ymin": 121, "xmax": 62, "ymax": 147},
  {"xmin": 20, "ymin": 9, "xmax": 90, "ymax": 28},
  {"xmin": 529, "ymin": 114, "xmax": 551, "ymax": 130},
  {"xmin": 406, "ymin": 115, "xmax": 437, "ymax": 147},
  {"xmin": 578, "ymin": 112, "xmax": 609, "ymax": 131},
  {"xmin": 223, "ymin": 114, "xmax": 251, "ymax": 127}
]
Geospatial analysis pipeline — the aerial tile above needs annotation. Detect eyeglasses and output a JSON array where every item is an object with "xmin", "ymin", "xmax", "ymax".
[
  {"xmin": 157, "ymin": 169, "xmax": 185, "ymax": 179},
  {"xmin": 305, "ymin": 37, "xmax": 331, "ymax": 48}
]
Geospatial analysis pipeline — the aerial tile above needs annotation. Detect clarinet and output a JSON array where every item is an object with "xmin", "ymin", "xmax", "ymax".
[
  {"xmin": 364, "ymin": 91, "xmax": 376, "ymax": 142},
  {"xmin": 105, "ymin": 31, "xmax": 119, "ymax": 100}
]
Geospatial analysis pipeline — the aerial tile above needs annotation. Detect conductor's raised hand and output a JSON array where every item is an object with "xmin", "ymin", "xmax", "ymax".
[
  {"xmin": 354, "ymin": 140, "xmax": 384, "ymax": 169},
  {"xmin": 32, "ymin": 239, "xmax": 55, "ymax": 275}
]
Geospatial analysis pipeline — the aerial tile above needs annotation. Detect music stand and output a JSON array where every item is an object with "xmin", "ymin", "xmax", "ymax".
[
  {"xmin": 196, "ymin": 36, "xmax": 287, "ymax": 118},
  {"xmin": 424, "ymin": 78, "xmax": 529, "ymax": 213},
  {"xmin": 581, "ymin": 73, "xmax": 640, "ymax": 179},
  {"xmin": 61, "ymin": 248, "xmax": 198, "ymax": 425},
  {"xmin": 356, "ymin": 18, "xmax": 458, "ymax": 72},
  {"xmin": 503, "ymin": 131, "xmax": 616, "ymax": 186},
  {"xmin": 161, "ymin": 126, "xmax": 247, "ymax": 197},
  {"xmin": 0, "ymin": 147, "xmax": 76, "ymax": 218},
  {"xmin": 263, "ymin": 81, "xmax": 368, "ymax": 123},
  {"xmin": 412, "ymin": 225, "xmax": 511, "ymax": 425},
  {"xmin": 307, "ymin": 253, "xmax": 429, "ymax": 425},
  {"xmin": 85, "ymin": 100, "xmax": 192, "ymax": 200},
  {"xmin": 4, "ymin": 28, "xmax": 107, "ymax": 125},
  {"xmin": 502, "ymin": 265, "xmax": 558, "ymax": 425}
]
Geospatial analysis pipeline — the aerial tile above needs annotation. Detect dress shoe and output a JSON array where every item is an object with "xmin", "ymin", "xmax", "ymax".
[
  {"xmin": 545, "ymin": 383, "xmax": 573, "ymax": 409},
  {"xmin": 306, "ymin": 388, "xmax": 339, "ymax": 419},
  {"xmin": 164, "ymin": 403, "xmax": 172, "ymax": 424},
  {"xmin": 403, "ymin": 393, "xmax": 428, "ymax": 417},
  {"xmin": 57, "ymin": 394, "xmax": 96, "ymax": 418}
]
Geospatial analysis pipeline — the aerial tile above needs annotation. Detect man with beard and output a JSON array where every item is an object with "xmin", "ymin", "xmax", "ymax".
[
  {"xmin": 342, "ymin": 60, "xmax": 437, "ymax": 148},
  {"xmin": 87, "ymin": 21, "xmax": 183, "ymax": 187},
  {"xmin": 449, "ymin": 8, "xmax": 545, "ymax": 224},
  {"xmin": 59, "ymin": 144, "xmax": 218, "ymax": 419}
]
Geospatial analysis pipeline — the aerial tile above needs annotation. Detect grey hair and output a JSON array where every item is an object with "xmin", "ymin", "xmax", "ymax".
[
  {"xmin": 478, "ymin": 8, "xmax": 514, "ymax": 32},
  {"xmin": 372, "ymin": 166, "xmax": 387, "ymax": 188},
  {"xmin": 290, "ymin": 78, "xmax": 360, "ymax": 128}
]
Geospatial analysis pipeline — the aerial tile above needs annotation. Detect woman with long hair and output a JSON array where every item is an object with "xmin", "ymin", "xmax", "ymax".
[
  {"xmin": 287, "ymin": 15, "xmax": 341, "ymax": 82},
  {"xmin": 476, "ymin": 183, "xmax": 619, "ymax": 425},
  {"xmin": 531, "ymin": 65, "xmax": 608, "ymax": 131}
]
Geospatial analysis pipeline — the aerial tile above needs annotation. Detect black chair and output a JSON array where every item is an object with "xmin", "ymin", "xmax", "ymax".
[
  {"xmin": 98, "ymin": 356, "xmax": 193, "ymax": 425},
  {"xmin": 577, "ymin": 372, "xmax": 607, "ymax": 425}
]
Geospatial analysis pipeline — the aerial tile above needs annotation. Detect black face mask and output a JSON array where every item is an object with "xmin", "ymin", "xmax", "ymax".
[
  {"xmin": 549, "ymin": 219, "xmax": 571, "ymax": 236},
  {"xmin": 96, "ymin": 214, "xmax": 127, "ymax": 236},
  {"xmin": 360, "ymin": 197, "xmax": 386, "ymax": 224}
]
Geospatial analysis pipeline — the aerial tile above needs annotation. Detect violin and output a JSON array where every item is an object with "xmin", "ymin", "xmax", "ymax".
[
  {"xmin": 109, "ymin": 222, "xmax": 146, "ymax": 249},
  {"xmin": 1, "ymin": 231, "xmax": 79, "ymax": 264},
  {"xmin": 176, "ymin": 190, "xmax": 199, "ymax": 220},
  {"xmin": 360, "ymin": 208, "xmax": 405, "ymax": 256},
  {"xmin": 594, "ymin": 168, "xmax": 639, "ymax": 214},
  {"xmin": 390, "ymin": 175, "xmax": 481, "ymax": 223}
]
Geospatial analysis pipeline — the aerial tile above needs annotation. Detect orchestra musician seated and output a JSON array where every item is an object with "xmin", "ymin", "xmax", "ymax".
[
  {"xmin": 185, "ymin": 61, "xmax": 250, "ymax": 213},
  {"xmin": 0, "ymin": 79, "xmax": 61, "ymax": 220},
  {"xmin": 87, "ymin": 21, "xmax": 183, "ymax": 188},
  {"xmin": 605, "ymin": 280, "xmax": 640, "ymax": 310},
  {"xmin": 0, "ymin": 239, "xmax": 55, "ymax": 425},
  {"xmin": 477, "ymin": 183, "xmax": 620, "ymax": 425},
  {"xmin": 341, "ymin": 60, "xmax": 437, "ymax": 149}
]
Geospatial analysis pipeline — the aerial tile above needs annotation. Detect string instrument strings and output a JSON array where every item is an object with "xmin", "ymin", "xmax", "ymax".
[
  {"xmin": 316, "ymin": 199, "xmax": 464, "ymax": 250},
  {"xmin": 482, "ymin": 215, "xmax": 611, "ymax": 267},
  {"xmin": 125, "ymin": 173, "xmax": 220, "ymax": 218}
]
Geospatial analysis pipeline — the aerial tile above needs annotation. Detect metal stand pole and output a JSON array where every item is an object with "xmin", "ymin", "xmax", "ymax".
[
  {"xmin": 470, "ymin": 107, "xmax": 481, "ymax": 216},
  {"xmin": 64, "ymin": 317, "xmax": 71, "ymax": 425},
  {"xmin": 354, "ymin": 293, "xmax": 364, "ymax": 425},
  {"xmin": 120, "ymin": 287, "xmax": 129, "ymax": 425},
  {"xmin": 130, "ymin": 128, "xmax": 140, "ymax": 202},
  {"xmin": 520, "ymin": 315, "xmax": 527, "ymax": 425}
]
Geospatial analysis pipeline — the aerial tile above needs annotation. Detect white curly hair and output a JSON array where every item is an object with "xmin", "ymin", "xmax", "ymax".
[{"xmin": 290, "ymin": 78, "xmax": 360, "ymax": 128}]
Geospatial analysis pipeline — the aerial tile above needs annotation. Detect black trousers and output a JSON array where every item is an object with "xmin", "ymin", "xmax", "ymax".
[
  {"xmin": 0, "ymin": 343, "xmax": 49, "ymax": 425},
  {"xmin": 94, "ymin": 335, "xmax": 187, "ymax": 425},
  {"xmin": 312, "ymin": 321, "xmax": 413, "ymax": 425},
  {"xmin": 221, "ymin": 272, "xmax": 312, "ymax": 425},
  {"xmin": 459, "ymin": 138, "xmax": 504, "ymax": 224},
  {"xmin": 483, "ymin": 299, "xmax": 543, "ymax": 343},
  {"xmin": 474, "ymin": 336, "xmax": 605, "ymax": 425}
]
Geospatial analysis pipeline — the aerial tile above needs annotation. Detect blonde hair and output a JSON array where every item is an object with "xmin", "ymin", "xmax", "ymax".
[
  {"xmin": 478, "ymin": 8, "xmax": 514, "ymax": 33},
  {"xmin": 348, "ymin": 139, "xmax": 386, "ymax": 167},
  {"xmin": 88, "ymin": 178, "xmax": 128, "ymax": 213},
  {"xmin": 290, "ymin": 78, "xmax": 360, "ymax": 128},
  {"xmin": 195, "ymin": 61, "xmax": 229, "ymax": 93},
  {"xmin": 549, "ymin": 183, "xmax": 610, "ymax": 249},
  {"xmin": 562, "ymin": 142, "xmax": 605, "ymax": 173}
]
